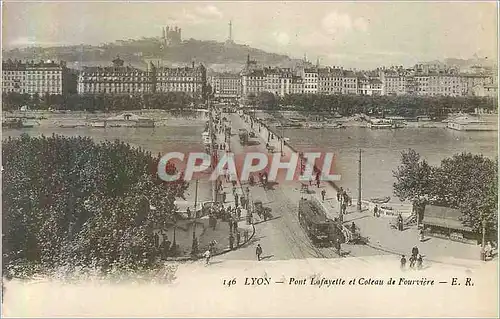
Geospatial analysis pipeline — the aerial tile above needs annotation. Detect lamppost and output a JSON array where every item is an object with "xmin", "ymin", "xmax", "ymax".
[
  {"xmin": 280, "ymin": 124, "xmax": 285, "ymax": 156},
  {"xmin": 191, "ymin": 179, "xmax": 199, "ymax": 255}
]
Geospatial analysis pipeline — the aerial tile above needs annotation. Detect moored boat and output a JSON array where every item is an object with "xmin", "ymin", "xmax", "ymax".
[{"xmin": 370, "ymin": 196, "xmax": 391, "ymax": 204}]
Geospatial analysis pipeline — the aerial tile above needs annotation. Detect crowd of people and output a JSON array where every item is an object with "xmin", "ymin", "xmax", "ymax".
[{"xmin": 400, "ymin": 246, "xmax": 424, "ymax": 270}]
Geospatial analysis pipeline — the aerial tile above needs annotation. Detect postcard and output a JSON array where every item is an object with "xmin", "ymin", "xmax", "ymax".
[{"xmin": 1, "ymin": 1, "xmax": 498, "ymax": 317}]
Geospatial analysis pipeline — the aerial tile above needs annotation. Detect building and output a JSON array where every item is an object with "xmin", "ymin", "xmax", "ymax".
[
  {"xmin": 318, "ymin": 67, "xmax": 344, "ymax": 95},
  {"xmin": 77, "ymin": 57, "xmax": 153, "ymax": 95},
  {"xmin": 302, "ymin": 67, "xmax": 319, "ymax": 94},
  {"xmin": 155, "ymin": 62, "xmax": 206, "ymax": 97},
  {"xmin": 77, "ymin": 58, "xmax": 206, "ymax": 96},
  {"xmin": 209, "ymin": 72, "xmax": 241, "ymax": 101},
  {"xmin": 422, "ymin": 205, "xmax": 477, "ymax": 244},
  {"xmin": 358, "ymin": 77, "xmax": 383, "ymax": 96},
  {"xmin": 342, "ymin": 71, "xmax": 358, "ymax": 95},
  {"xmin": 161, "ymin": 26, "xmax": 182, "ymax": 47},
  {"xmin": 241, "ymin": 56, "xmax": 265, "ymax": 98},
  {"xmin": 2, "ymin": 59, "xmax": 71, "ymax": 96}
]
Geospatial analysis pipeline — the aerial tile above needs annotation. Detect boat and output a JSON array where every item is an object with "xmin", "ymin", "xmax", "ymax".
[
  {"xmin": 88, "ymin": 121, "xmax": 107, "ymax": 128},
  {"xmin": 323, "ymin": 122, "xmax": 344, "ymax": 129},
  {"xmin": 307, "ymin": 123, "xmax": 324, "ymax": 129},
  {"xmin": 2, "ymin": 118, "xmax": 35, "ymax": 129},
  {"xmin": 370, "ymin": 196, "xmax": 391, "ymax": 204},
  {"xmin": 104, "ymin": 113, "xmax": 155, "ymax": 128},
  {"xmin": 446, "ymin": 115, "xmax": 498, "ymax": 131},
  {"xmin": 368, "ymin": 119, "xmax": 393, "ymax": 129}
]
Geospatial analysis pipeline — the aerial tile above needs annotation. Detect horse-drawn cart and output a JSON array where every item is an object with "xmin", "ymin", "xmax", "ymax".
[{"xmin": 254, "ymin": 200, "xmax": 273, "ymax": 221}]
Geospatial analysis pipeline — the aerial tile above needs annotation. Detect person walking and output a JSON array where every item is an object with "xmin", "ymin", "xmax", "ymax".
[
  {"xmin": 236, "ymin": 231, "xmax": 241, "ymax": 247},
  {"xmin": 244, "ymin": 229, "xmax": 249, "ymax": 242},
  {"xmin": 229, "ymin": 233, "xmax": 235, "ymax": 250},
  {"xmin": 204, "ymin": 249, "xmax": 211, "ymax": 265},
  {"xmin": 398, "ymin": 213, "xmax": 404, "ymax": 231},
  {"xmin": 411, "ymin": 246, "xmax": 419, "ymax": 260},
  {"xmin": 373, "ymin": 205, "xmax": 379, "ymax": 217},
  {"xmin": 321, "ymin": 189, "xmax": 326, "ymax": 201},
  {"xmin": 417, "ymin": 254, "xmax": 423, "ymax": 270},
  {"xmin": 419, "ymin": 228, "xmax": 425, "ymax": 242},
  {"xmin": 400, "ymin": 255, "xmax": 407, "ymax": 270},
  {"xmin": 337, "ymin": 187, "xmax": 343, "ymax": 202},
  {"xmin": 235, "ymin": 194, "xmax": 239, "ymax": 208},
  {"xmin": 335, "ymin": 238, "xmax": 342, "ymax": 256},
  {"xmin": 256, "ymin": 244, "xmax": 263, "ymax": 261},
  {"xmin": 409, "ymin": 254, "xmax": 416, "ymax": 269}
]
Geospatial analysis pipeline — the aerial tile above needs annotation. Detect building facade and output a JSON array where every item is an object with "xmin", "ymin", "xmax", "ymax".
[
  {"xmin": 2, "ymin": 59, "xmax": 70, "ymax": 96},
  {"xmin": 209, "ymin": 72, "xmax": 241, "ymax": 101},
  {"xmin": 77, "ymin": 57, "xmax": 153, "ymax": 95},
  {"xmin": 77, "ymin": 58, "xmax": 206, "ymax": 96},
  {"xmin": 155, "ymin": 62, "xmax": 206, "ymax": 97},
  {"xmin": 302, "ymin": 67, "xmax": 319, "ymax": 94}
]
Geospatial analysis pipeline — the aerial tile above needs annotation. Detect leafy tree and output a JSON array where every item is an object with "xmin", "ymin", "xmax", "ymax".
[
  {"xmin": 393, "ymin": 149, "xmax": 498, "ymax": 238},
  {"xmin": 393, "ymin": 149, "xmax": 434, "ymax": 202},
  {"xmin": 2, "ymin": 135, "xmax": 188, "ymax": 276}
]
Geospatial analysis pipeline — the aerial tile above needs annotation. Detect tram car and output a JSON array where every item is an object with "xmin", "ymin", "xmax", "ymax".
[{"xmin": 298, "ymin": 197, "xmax": 344, "ymax": 247}]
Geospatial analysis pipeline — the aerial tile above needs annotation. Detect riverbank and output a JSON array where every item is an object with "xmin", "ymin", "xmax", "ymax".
[{"xmin": 2, "ymin": 109, "xmax": 209, "ymax": 128}]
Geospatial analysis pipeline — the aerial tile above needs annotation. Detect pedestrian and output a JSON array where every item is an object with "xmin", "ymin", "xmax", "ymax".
[
  {"xmin": 236, "ymin": 231, "xmax": 241, "ymax": 247},
  {"xmin": 337, "ymin": 187, "xmax": 344, "ymax": 202},
  {"xmin": 398, "ymin": 214, "xmax": 404, "ymax": 231},
  {"xmin": 210, "ymin": 240, "xmax": 217, "ymax": 255},
  {"xmin": 235, "ymin": 195, "xmax": 239, "ymax": 208},
  {"xmin": 417, "ymin": 254, "xmax": 423, "ymax": 270},
  {"xmin": 409, "ymin": 254, "xmax": 416, "ymax": 269},
  {"xmin": 229, "ymin": 233, "xmax": 235, "ymax": 250},
  {"xmin": 419, "ymin": 228, "xmax": 425, "ymax": 242},
  {"xmin": 373, "ymin": 205, "xmax": 379, "ymax": 217},
  {"xmin": 204, "ymin": 249, "xmax": 211, "ymax": 265},
  {"xmin": 336, "ymin": 238, "xmax": 342, "ymax": 256},
  {"xmin": 256, "ymin": 244, "xmax": 263, "ymax": 261},
  {"xmin": 321, "ymin": 189, "xmax": 326, "ymax": 201},
  {"xmin": 411, "ymin": 246, "xmax": 419, "ymax": 259},
  {"xmin": 485, "ymin": 241, "xmax": 493, "ymax": 260},
  {"xmin": 351, "ymin": 222, "xmax": 356, "ymax": 234},
  {"xmin": 237, "ymin": 207, "xmax": 242, "ymax": 219},
  {"xmin": 244, "ymin": 229, "xmax": 249, "ymax": 242},
  {"xmin": 316, "ymin": 179, "xmax": 320, "ymax": 188},
  {"xmin": 233, "ymin": 220, "xmax": 238, "ymax": 232},
  {"xmin": 341, "ymin": 202, "xmax": 347, "ymax": 215},
  {"xmin": 400, "ymin": 255, "xmax": 407, "ymax": 270}
]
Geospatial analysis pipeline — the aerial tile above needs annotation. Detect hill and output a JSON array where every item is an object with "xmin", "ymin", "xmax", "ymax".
[{"xmin": 2, "ymin": 37, "xmax": 298, "ymax": 71}]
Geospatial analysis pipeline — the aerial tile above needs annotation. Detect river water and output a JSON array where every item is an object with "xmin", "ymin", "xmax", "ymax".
[
  {"xmin": 281, "ymin": 127, "xmax": 497, "ymax": 201},
  {"xmin": 2, "ymin": 117, "xmax": 497, "ymax": 202}
]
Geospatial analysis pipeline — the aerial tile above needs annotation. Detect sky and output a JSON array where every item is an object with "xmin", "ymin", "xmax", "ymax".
[{"xmin": 2, "ymin": 1, "xmax": 498, "ymax": 69}]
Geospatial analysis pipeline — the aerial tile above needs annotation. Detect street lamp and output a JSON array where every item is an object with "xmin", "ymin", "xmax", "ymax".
[{"xmin": 280, "ymin": 124, "xmax": 284, "ymax": 156}]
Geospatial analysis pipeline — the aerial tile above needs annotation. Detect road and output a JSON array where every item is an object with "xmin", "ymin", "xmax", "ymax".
[{"xmin": 218, "ymin": 112, "xmax": 375, "ymax": 260}]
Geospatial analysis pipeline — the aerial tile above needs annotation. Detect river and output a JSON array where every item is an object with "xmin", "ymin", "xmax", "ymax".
[
  {"xmin": 281, "ymin": 126, "xmax": 497, "ymax": 201},
  {"xmin": 2, "ymin": 116, "xmax": 497, "ymax": 202}
]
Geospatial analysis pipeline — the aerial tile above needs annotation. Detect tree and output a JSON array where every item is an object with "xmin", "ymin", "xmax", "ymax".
[
  {"xmin": 432, "ymin": 153, "xmax": 498, "ymax": 235},
  {"xmin": 393, "ymin": 149, "xmax": 498, "ymax": 238},
  {"xmin": 2, "ymin": 135, "xmax": 188, "ymax": 276},
  {"xmin": 393, "ymin": 149, "xmax": 434, "ymax": 202},
  {"xmin": 257, "ymin": 91, "xmax": 278, "ymax": 109}
]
